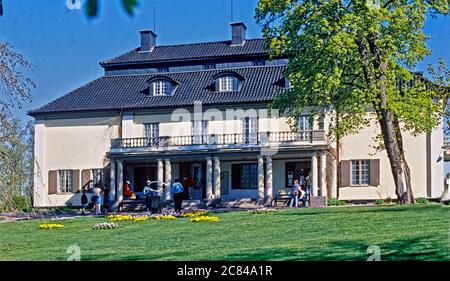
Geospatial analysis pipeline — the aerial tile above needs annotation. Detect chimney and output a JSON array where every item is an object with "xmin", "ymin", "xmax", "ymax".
[
  {"xmin": 230, "ymin": 22, "xmax": 247, "ymax": 46},
  {"xmin": 140, "ymin": 30, "xmax": 157, "ymax": 52}
]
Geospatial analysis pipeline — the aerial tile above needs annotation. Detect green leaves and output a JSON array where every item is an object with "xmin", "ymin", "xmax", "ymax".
[
  {"xmin": 86, "ymin": 0, "xmax": 139, "ymax": 18},
  {"xmin": 256, "ymin": 0, "xmax": 449, "ymax": 139}
]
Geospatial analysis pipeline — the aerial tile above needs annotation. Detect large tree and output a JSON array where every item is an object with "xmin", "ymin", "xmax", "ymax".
[{"xmin": 256, "ymin": 0, "xmax": 449, "ymax": 203}]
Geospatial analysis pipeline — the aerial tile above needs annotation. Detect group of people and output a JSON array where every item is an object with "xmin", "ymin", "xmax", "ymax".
[
  {"xmin": 142, "ymin": 178, "xmax": 185, "ymax": 215},
  {"xmin": 80, "ymin": 183, "xmax": 105, "ymax": 215},
  {"xmin": 289, "ymin": 176, "xmax": 311, "ymax": 208}
]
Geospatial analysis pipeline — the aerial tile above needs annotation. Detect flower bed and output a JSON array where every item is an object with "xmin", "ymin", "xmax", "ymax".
[
  {"xmin": 39, "ymin": 223, "xmax": 64, "ymax": 229},
  {"xmin": 92, "ymin": 222, "xmax": 119, "ymax": 230},
  {"xmin": 107, "ymin": 215, "xmax": 133, "ymax": 222},
  {"xmin": 248, "ymin": 208, "xmax": 277, "ymax": 214},
  {"xmin": 189, "ymin": 216, "xmax": 221, "ymax": 223},
  {"xmin": 132, "ymin": 216, "xmax": 150, "ymax": 222},
  {"xmin": 152, "ymin": 215, "xmax": 176, "ymax": 221},
  {"xmin": 179, "ymin": 211, "xmax": 210, "ymax": 218}
]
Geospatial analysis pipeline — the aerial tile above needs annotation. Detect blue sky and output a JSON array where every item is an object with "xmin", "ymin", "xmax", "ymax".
[{"xmin": 0, "ymin": 0, "xmax": 448, "ymax": 122}]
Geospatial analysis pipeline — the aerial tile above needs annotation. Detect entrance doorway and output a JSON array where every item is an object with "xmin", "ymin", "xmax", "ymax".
[
  {"xmin": 191, "ymin": 163, "xmax": 204, "ymax": 200},
  {"xmin": 285, "ymin": 161, "xmax": 311, "ymax": 188},
  {"xmin": 134, "ymin": 166, "xmax": 156, "ymax": 193}
]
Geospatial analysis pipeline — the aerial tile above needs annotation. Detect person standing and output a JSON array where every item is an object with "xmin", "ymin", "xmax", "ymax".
[
  {"xmin": 289, "ymin": 179, "xmax": 300, "ymax": 208},
  {"xmin": 81, "ymin": 189, "xmax": 88, "ymax": 215},
  {"xmin": 172, "ymin": 178, "xmax": 185, "ymax": 214},
  {"xmin": 92, "ymin": 183, "xmax": 103, "ymax": 215},
  {"xmin": 299, "ymin": 185, "xmax": 307, "ymax": 208}
]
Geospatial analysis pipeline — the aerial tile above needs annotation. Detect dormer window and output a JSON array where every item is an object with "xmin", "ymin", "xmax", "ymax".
[
  {"xmin": 153, "ymin": 80, "xmax": 168, "ymax": 96},
  {"xmin": 148, "ymin": 77, "xmax": 178, "ymax": 96},
  {"xmin": 219, "ymin": 76, "xmax": 234, "ymax": 92},
  {"xmin": 213, "ymin": 71, "xmax": 244, "ymax": 93}
]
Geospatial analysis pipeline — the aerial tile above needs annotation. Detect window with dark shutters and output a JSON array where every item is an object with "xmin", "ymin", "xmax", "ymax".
[
  {"xmin": 48, "ymin": 170, "xmax": 58, "ymax": 195},
  {"xmin": 72, "ymin": 170, "xmax": 80, "ymax": 193},
  {"xmin": 369, "ymin": 159, "xmax": 380, "ymax": 186},
  {"xmin": 340, "ymin": 160, "xmax": 351, "ymax": 187},
  {"xmin": 231, "ymin": 164, "xmax": 241, "ymax": 189}
]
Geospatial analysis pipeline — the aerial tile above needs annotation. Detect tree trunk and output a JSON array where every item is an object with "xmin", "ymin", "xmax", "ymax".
[{"xmin": 358, "ymin": 37, "xmax": 415, "ymax": 204}]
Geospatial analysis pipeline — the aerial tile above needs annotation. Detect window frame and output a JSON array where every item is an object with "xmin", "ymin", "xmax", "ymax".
[
  {"xmin": 192, "ymin": 120, "xmax": 209, "ymax": 145},
  {"xmin": 218, "ymin": 76, "xmax": 234, "ymax": 92},
  {"xmin": 152, "ymin": 80, "xmax": 168, "ymax": 96},
  {"xmin": 351, "ymin": 160, "xmax": 370, "ymax": 186},
  {"xmin": 144, "ymin": 123, "xmax": 160, "ymax": 146},
  {"xmin": 239, "ymin": 163, "xmax": 258, "ymax": 190},
  {"xmin": 58, "ymin": 170, "xmax": 73, "ymax": 194},
  {"xmin": 243, "ymin": 117, "xmax": 258, "ymax": 144}
]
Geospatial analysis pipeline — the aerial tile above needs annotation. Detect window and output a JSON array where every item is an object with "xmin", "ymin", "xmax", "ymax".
[
  {"xmin": 192, "ymin": 120, "xmax": 208, "ymax": 144},
  {"xmin": 58, "ymin": 170, "xmax": 73, "ymax": 193},
  {"xmin": 243, "ymin": 117, "xmax": 258, "ymax": 144},
  {"xmin": 298, "ymin": 115, "xmax": 312, "ymax": 140},
  {"xmin": 352, "ymin": 160, "xmax": 370, "ymax": 185},
  {"xmin": 144, "ymin": 123, "xmax": 159, "ymax": 146},
  {"xmin": 239, "ymin": 164, "xmax": 258, "ymax": 189},
  {"xmin": 91, "ymin": 169, "xmax": 102, "ymax": 188},
  {"xmin": 219, "ymin": 76, "xmax": 234, "ymax": 92},
  {"xmin": 153, "ymin": 81, "xmax": 167, "ymax": 96},
  {"xmin": 318, "ymin": 114, "xmax": 325, "ymax": 130}
]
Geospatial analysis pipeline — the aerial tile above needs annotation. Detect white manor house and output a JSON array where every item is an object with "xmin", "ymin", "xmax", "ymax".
[{"xmin": 29, "ymin": 23, "xmax": 445, "ymax": 208}]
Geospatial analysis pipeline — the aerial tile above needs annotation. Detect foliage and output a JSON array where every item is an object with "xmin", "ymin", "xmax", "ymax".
[
  {"xmin": 416, "ymin": 197, "xmax": 429, "ymax": 204},
  {"xmin": 328, "ymin": 198, "xmax": 347, "ymax": 206},
  {"xmin": 385, "ymin": 197, "xmax": 393, "ymax": 203},
  {"xmin": 153, "ymin": 215, "xmax": 176, "ymax": 221},
  {"xmin": 375, "ymin": 199, "xmax": 385, "ymax": 205},
  {"xmin": 256, "ymin": 0, "xmax": 449, "ymax": 203},
  {"xmin": 86, "ymin": 0, "xmax": 139, "ymax": 17}
]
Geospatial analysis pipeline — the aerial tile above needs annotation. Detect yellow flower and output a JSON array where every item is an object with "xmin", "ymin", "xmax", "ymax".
[
  {"xmin": 179, "ymin": 211, "xmax": 210, "ymax": 218},
  {"xmin": 132, "ymin": 216, "xmax": 150, "ymax": 222},
  {"xmin": 153, "ymin": 215, "xmax": 176, "ymax": 220},
  {"xmin": 189, "ymin": 216, "xmax": 220, "ymax": 223},
  {"xmin": 39, "ymin": 223, "xmax": 64, "ymax": 229},
  {"xmin": 107, "ymin": 215, "xmax": 133, "ymax": 222}
]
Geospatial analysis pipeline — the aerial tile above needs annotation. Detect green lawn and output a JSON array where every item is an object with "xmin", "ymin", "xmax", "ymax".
[{"xmin": 0, "ymin": 204, "xmax": 448, "ymax": 261}]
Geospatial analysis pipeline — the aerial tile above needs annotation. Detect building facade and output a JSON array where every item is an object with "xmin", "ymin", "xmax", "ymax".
[{"xmin": 29, "ymin": 23, "xmax": 445, "ymax": 208}]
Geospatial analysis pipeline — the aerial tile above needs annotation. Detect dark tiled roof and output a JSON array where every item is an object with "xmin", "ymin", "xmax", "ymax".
[
  {"xmin": 28, "ymin": 65, "xmax": 287, "ymax": 115},
  {"xmin": 100, "ymin": 39, "xmax": 268, "ymax": 65}
]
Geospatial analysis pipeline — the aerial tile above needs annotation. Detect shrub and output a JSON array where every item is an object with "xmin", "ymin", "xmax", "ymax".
[
  {"xmin": 416, "ymin": 197, "xmax": 429, "ymax": 204},
  {"xmin": 375, "ymin": 199, "xmax": 385, "ymax": 205},
  {"xmin": 328, "ymin": 198, "xmax": 346, "ymax": 206},
  {"xmin": 385, "ymin": 197, "xmax": 393, "ymax": 203}
]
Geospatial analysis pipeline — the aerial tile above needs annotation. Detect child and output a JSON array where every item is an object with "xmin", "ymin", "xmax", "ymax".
[{"xmin": 81, "ymin": 189, "xmax": 88, "ymax": 215}]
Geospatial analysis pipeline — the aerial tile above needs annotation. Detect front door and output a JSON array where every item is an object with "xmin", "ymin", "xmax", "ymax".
[
  {"xmin": 191, "ymin": 163, "xmax": 203, "ymax": 200},
  {"xmin": 221, "ymin": 171, "xmax": 229, "ymax": 195}
]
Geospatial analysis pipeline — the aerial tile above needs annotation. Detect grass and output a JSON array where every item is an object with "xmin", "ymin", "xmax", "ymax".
[{"xmin": 0, "ymin": 204, "xmax": 448, "ymax": 261}]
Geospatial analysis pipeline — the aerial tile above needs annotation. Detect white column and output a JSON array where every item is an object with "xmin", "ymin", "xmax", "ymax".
[
  {"xmin": 265, "ymin": 156, "xmax": 273, "ymax": 205},
  {"xmin": 331, "ymin": 157, "xmax": 338, "ymax": 198},
  {"xmin": 320, "ymin": 152, "xmax": 327, "ymax": 197},
  {"xmin": 257, "ymin": 156, "xmax": 265, "ymax": 202},
  {"xmin": 157, "ymin": 159, "xmax": 164, "ymax": 190},
  {"xmin": 116, "ymin": 160, "xmax": 124, "ymax": 204},
  {"xmin": 311, "ymin": 154, "xmax": 318, "ymax": 196},
  {"xmin": 109, "ymin": 160, "xmax": 116, "ymax": 202},
  {"xmin": 205, "ymin": 157, "xmax": 213, "ymax": 199},
  {"xmin": 213, "ymin": 157, "xmax": 221, "ymax": 199},
  {"xmin": 164, "ymin": 158, "xmax": 172, "ymax": 202}
]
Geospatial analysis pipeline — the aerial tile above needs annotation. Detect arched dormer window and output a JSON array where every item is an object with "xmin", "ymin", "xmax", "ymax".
[
  {"xmin": 148, "ymin": 77, "xmax": 178, "ymax": 96},
  {"xmin": 213, "ymin": 72, "xmax": 244, "ymax": 93}
]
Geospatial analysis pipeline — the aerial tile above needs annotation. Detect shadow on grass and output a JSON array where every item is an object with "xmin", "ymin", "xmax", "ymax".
[{"xmin": 277, "ymin": 204, "xmax": 442, "ymax": 217}]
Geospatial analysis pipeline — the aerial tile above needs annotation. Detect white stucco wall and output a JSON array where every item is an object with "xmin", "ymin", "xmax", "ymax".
[
  {"xmin": 33, "ymin": 116, "xmax": 119, "ymax": 207},
  {"xmin": 338, "ymin": 115, "xmax": 442, "ymax": 200}
]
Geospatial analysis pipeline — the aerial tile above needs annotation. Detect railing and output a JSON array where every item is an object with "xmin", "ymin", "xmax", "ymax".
[{"xmin": 111, "ymin": 130, "xmax": 326, "ymax": 149}]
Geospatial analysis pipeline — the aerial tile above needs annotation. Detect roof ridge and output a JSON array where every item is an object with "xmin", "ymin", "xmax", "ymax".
[{"xmin": 155, "ymin": 38, "xmax": 264, "ymax": 48}]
